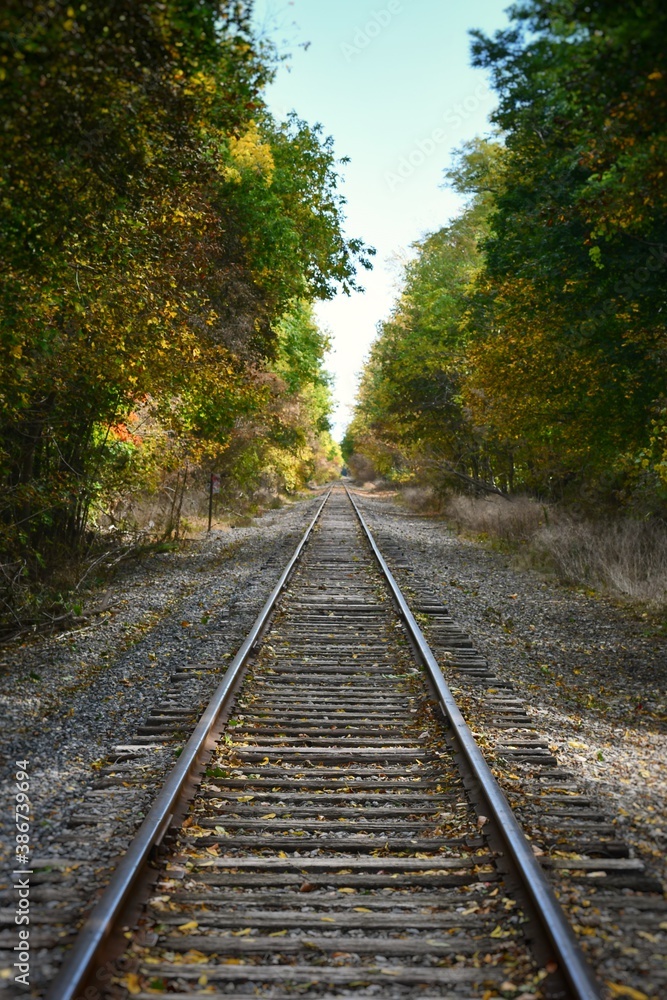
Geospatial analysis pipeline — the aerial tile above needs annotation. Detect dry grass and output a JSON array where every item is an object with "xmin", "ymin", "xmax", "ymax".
[
  {"xmin": 444, "ymin": 494, "xmax": 549, "ymax": 543},
  {"xmin": 443, "ymin": 494, "xmax": 667, "ymax": 605},
  {"xmin": 533, "ymin": 518, "xmax": 667, "ymax": 602}
]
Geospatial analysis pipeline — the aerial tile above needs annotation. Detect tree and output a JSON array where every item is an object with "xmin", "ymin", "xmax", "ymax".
[
  {"xmin": 0, "ymin": 0, "xmax": 371, "ymax": 624},
  {"xmin": 348, "ymin": 141, "xmax": 508, "ymax": 492},
  {"xmin": 467, "ymin": 0, "xmax": 667, "ymax": 500}
]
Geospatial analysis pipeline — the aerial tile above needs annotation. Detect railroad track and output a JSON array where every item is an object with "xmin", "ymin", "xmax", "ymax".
[{"xmin": 33, "ymin": 487, "xmax": 664, "ymax": 999}]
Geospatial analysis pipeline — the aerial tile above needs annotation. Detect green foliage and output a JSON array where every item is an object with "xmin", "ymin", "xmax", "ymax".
[
  {"xmin": 0, "ymin": 0, "xmax": 369, "ymax": 628},
  {"xmin": 466, "ymin": 0, "xmax": 667, "ymax": 497},
  {"xmin": 348, "ymin": 140, "xmax": 506, "ymax": 491},
  {"xmin": 351, "ymin": 0, "xmax": 667, "ymax": 510}
]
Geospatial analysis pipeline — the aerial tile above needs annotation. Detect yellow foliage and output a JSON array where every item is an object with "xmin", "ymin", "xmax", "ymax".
[{"xmin": 223, "ymin": 121, "xmax": 274, "ymax": 185}]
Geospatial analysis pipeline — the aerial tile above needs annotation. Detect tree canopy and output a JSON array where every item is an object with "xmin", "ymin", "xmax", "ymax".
[
  {"xmin": 0, "ymin": 0, "xmax": 371, "ymax": 613},
  {"xmin": 349, "ymin": 0, "xmax": 667, "ymax": 509}
]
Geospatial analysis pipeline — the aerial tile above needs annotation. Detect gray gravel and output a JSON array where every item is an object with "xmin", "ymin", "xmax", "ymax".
[{"xmin": 0, "ymin": 495, "xmax": 322, "ymax": 868}]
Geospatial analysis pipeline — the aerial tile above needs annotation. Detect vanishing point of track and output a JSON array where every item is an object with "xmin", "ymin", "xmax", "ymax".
[{"xmin": 45, "ymin": 487, "xmax": 625, "ymax": 999}]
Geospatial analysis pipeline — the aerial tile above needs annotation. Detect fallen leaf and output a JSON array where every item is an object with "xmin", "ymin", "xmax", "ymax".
[
  {"xmin": 490, "ymin": 925, "xmax": 511, "ymax": 938},
  {"xmin": 177, "ymin": 920, "xmax": 198, "ymax": 933},
  {"xmin": 121, "ymin": 974, "xmax": 142, "ymax": 996},
  {"xmin": 605, "ymin": 984, "xmax": 649, "ymax": 1000}
]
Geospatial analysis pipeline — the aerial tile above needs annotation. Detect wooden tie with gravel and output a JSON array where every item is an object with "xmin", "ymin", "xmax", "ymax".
[
  {"xmin": 43, "ymin": 488, "xmax": 667, "ymax": 1000},
  {"xmin": 111, "ymin": 494, "xmax": 545, "ymax": 998}
]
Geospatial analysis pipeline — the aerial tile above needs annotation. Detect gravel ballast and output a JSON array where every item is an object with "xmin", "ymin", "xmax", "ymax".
[
  {"xmin": 0, "ymin": 496, "xmax": 323, "ymax": 866},
  {"xmin": 1, "ymin": 485, "xmax": 665, "ymax": 996}
]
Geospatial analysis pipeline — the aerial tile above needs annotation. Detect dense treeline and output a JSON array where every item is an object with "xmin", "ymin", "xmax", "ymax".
[
  {"xmin": 346, "ymin": 0, "xmax": 667, "ymax": 512},
  {"xmin": 0, "ymin": 1, "xmax": 371, "ymax": 622}
]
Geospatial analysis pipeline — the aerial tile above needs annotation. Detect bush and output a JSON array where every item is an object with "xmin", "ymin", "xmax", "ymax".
[
  {"xmin": 347, "ymin": 452, "xmax": 376, "ymax": 483},
  {"xmin": 401, "ymin": 486, "xmax": 442, "ymax": 514}
]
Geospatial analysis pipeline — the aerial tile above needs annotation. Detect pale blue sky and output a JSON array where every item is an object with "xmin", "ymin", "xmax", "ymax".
[{"xmin": 252, "ymin": 0, "xmax": 511, "ymax": 437}]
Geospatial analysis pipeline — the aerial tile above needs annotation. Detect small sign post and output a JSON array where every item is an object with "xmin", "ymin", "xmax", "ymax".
[{"xmin": 208, "ymin": 473, "xmax": 221, "ymax": 532}]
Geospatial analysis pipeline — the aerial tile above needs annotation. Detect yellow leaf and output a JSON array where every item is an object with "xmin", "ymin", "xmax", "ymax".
[
  {"xmin": 182, "ymin": 950, "xmax": 208, "ymax": 963},
  {"xmin": 320, "ymin": 916, "xmax": 335, "ymax": 922},
  {"xmin": 122, "ymin": 974, "xmax": 142, "ymax": 996},
  {"xmin": 354, "ymin": 907, "xmax": 372, "ymax": 912},
  {"xmin": 605, "ymin": 984, "xmax": 650, "ymax": 1000},
  {"xmin": 268, "ymin": 929, "xmax": 288, "ymax": 937},
  {"xmin": 490, "ymin": 925, "xmax": 510, "ymax": 938},
  {"xmin": 232, "ymin": 927, "xmax": 252, "ymax": 936},
  {"xmin": 177, "ymin": 920, "xmax": 199, "ymax": 933},
  {"xmin": 260, "ymin": 812, "xmax": 276, "ymax": 819},
  {"xmin": 338, "ymin": 887, "xmax": 356, "ymax": 893}
]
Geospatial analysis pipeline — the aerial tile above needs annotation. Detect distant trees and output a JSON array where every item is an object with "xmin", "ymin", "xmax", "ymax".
[
  {"xmin": 0, "ymin": 1, "xmax": 371, "ymax": 591},
  {"xmin": 349, "ymin": 0, "xmax": 667, "ymax": 510}
]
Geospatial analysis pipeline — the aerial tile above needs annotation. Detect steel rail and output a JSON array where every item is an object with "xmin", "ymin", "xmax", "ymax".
[
  {"xmin": 346, "ymin": 486, "xmax": 602, "ymax": 1000},
  {"xmin": 47, "ymin": 489, "xmax": 331, "ymax": 1000}
]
